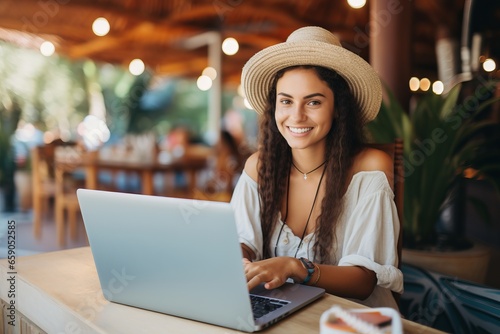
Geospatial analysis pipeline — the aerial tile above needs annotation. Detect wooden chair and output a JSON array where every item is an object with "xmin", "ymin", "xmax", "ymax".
[
  {"xmin": 31, "ymin": 145, "xmax": 56, "ymax": 238},
  {"xmin": 54, "ymin": 145, "xmax": 85, "ymax": 246},
  {"xmin": 366, "ymin": 138, "xmax": 404, "ymax": 305},
  {"xmin": 32, "ymin": 140, "xmax": 80, "ymax": 239},
  {"xmin": 31, "ymin": 140, "xmax": 74, "ymax": 238}
]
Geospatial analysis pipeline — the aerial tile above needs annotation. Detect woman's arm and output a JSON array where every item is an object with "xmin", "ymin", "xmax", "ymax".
[
  {"xmin": 228, "ymin": 149, "xmax": 263, "ymax": 262},
  {"xmin": 241, "ymin": 243, "xmax": 256, "ymax": 261},
  {"xmin": 244, "ymin": 257, "xmax": 377, "ymax": 300},
  {"xmin": 312, "ymin": 264, "xmax": 376, "ymax": 300}
]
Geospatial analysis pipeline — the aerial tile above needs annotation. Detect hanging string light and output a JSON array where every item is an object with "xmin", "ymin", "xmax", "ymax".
[
  {"xmin": 202, "ymin": 66, "xmax": 217, "ymax": 80},
  {"xmin": 92, "ymin": 17, "xmax": 110, "ymax": 36},
  {"xmin": 222, "ymin": 37, "xmax": 239, "ymax": 55},
  {"xmin": 483, "ymin": 58, "xmax": 496, "ymax": 72},
  {"xmin": 40, "ymin": 41, "xmax": 55, "ymax": 56},
  {"xmin": 129, "ymin": 59, "xmax": 145, "ymax": 76},
  {"xmin": 347, "ymin": 0, "xmax": 366, "ymax": 9},
  {"xmin": 432, "ymin": 81, "xmax": 444, "ymax": 95},
  {"xmin": 197, "ymin": 75, "xmax": 212, "ymax": 91}
]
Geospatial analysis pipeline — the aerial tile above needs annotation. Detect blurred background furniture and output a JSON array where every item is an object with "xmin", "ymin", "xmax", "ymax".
[
  {"xmin": 367, "ymin": 139, "xmax": 404, "ymax": 305},
  {"xmin": 31, "ymin": 140, "xmax": 76, "ymax": 239},
  {"xmin": 30, "ymin": 145, "xmax": 54, "ymax": 238},
  {"xmin": 54, "ymin": 145, "xmax": 86, "ymax": 246},
  {"xmin": 367, "ymin": 138, "xmax": 405, "ymax": 227},
  {"xmin": 367, "ymin": 139, "xmax": 404, "ymax": 260},
  {"xmin": 85, "ymin": 147, "xmax": 210, "ymax": 197}
]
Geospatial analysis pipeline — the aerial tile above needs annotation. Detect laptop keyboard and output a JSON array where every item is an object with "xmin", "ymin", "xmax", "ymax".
[{"xmin": 250, "ymin": 294, "xmax": 290, "ymax": 319}]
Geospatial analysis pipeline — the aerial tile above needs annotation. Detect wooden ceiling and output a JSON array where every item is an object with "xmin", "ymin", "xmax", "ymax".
[{"xmin": 0, "ymin": 0, "xmax": 498, "ymax": 86}]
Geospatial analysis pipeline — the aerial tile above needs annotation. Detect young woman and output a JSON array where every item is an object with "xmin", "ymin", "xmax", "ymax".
[{"xmin": 230, "ymin": 26, "xmax": 402, "ymax": 309}]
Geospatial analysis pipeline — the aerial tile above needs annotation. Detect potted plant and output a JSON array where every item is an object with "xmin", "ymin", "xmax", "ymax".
[
  {"xmin": 12, "ymin": 138, "xmax": 33, "ymax": 212},
  {"xmin": 0, "ymin": 97, "xmax": 22, "ymax": 212},
  {"xmin": 366, "ymin": 78, "xmax": 500, "ymax": 282}
]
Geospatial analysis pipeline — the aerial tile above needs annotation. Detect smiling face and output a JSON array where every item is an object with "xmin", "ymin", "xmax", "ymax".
[{"xmin": 274, "ymin": 67, "xmax": 335, "ymax": 152}]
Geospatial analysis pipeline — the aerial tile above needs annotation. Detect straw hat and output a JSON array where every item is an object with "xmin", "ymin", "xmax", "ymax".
[{"xmin": 241, "ymin": 26, "xmax": 382, "ymax": 123}]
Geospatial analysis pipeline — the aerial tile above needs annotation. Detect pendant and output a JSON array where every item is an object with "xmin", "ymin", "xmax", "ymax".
[{"xmin": 303, "ymin": 174, "xmax": 307, "ymax": 180}]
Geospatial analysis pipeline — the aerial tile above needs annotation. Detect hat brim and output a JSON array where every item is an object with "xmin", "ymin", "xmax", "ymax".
[{"xmin": 242, "ymin": 40, "xmax": 382, "ymax": 123}]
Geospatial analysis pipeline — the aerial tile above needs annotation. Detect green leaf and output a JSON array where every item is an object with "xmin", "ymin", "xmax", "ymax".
[
  {"xmin": 440, "ymin": 83, "xmax": 462, "ymax": 119},
  {"xmin": 455, "ymin": 121, "xmax": 500, "ymax": 146},
  {"xmin": 471, "ymin": 95, "xmax": 500, "ymax": 120},
  {"xmin": 366, "ymin": 82, "xmax": 406, "ymax": 143}
]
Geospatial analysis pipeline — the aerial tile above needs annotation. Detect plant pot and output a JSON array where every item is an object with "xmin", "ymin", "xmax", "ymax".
[{"xmin": 402, "ymin": 243, "xmax": 491, "ymax": 284}]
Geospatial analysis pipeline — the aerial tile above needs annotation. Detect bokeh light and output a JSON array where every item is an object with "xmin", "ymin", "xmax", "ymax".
[
  {"xmin": 40, "ymin": 41, "xmax": 55, "ymax": 57},
  {"xmin": 129, "ymin": 59, "xmax": 145, "ymax": 76},
  {"xmin": 347, "ymin": 0, "xmax": 366, "ymax": 9},
  {"xmin": 483, "ymin": 58, "xmax": 496, "ymax": 72},
  {"xmin": 202, "ymin": 66, "xmax": 217, "ymax": 80},
  {"xmin": 92, "ymin": 17, "xmax": 110, "ymax": 36},
  {"xmin": 409, "ymin": 77, "xmax": 420, "ymax": 92},
  {"xmin": 419, "ymin": 78, "xmax": 431, "ymax": 92},
  {"xmin": 77, "ymin": 115, "xmax": 110, "ymax": 150},
  {"xmin": 432, "ymin": 81, "xmax": 444, "ymax": 95},
  {"xmin": 222, "ymin": 37, "xmax": 239, "ymax": 56},
  {"xmin": 197, "ymin": 75, "xmax": 212, "ymax": 91}
]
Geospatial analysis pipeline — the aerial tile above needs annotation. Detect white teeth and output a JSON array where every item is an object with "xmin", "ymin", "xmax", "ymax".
[{"xmin": 289, "ymin": 127, "xmax": 312, "ymax": 134}]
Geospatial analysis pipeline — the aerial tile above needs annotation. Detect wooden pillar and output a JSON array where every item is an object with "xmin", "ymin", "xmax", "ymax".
[
  {"xmin": 207, "ymin": 32, "xmax": 222, "ymax": 146},
  {"xmin": 370, "ymin": 0, "xmax": 413, "ymax": 111},
  {"xmin": 183, "ymin": 31, "xmax": 222, "ymax": 146}
]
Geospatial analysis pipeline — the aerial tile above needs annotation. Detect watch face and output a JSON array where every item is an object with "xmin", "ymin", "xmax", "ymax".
[{"xmin": 300, "ymin": 257, "xmax": 314, "ymax": 270}]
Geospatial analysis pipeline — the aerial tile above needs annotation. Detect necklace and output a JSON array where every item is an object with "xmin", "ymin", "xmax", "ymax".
[
  {"xmin": 292, "ymin": 160, "xmax": 327, "ymax": 180},
  {"xmin": 274, "ymin": 161, "xmax": 327, "ymax": 258}
]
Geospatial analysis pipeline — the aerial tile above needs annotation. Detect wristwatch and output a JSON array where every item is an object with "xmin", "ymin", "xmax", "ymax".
[{"xmin": 299, "ymin": 257, "xmax": 315, "ymax": 285}]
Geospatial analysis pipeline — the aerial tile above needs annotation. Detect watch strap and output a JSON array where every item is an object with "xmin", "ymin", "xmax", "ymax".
[{"xmin": 299, "ymin": 257, "xmax": 315, "ymax": 285}]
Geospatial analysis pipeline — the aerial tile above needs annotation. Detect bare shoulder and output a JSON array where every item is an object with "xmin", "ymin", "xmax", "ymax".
[
  {"xmin": 352, "ymin": 148, "xmax": 394, "ymax": 187},
  {"xmin": 243, "ymin": 151, "xmax": 260, "ymax": 182}
]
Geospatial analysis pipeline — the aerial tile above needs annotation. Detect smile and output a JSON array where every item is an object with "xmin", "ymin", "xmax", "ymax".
[{"xmin": 288, "ymin": 127, "xmax": 313, "ymax": 134}]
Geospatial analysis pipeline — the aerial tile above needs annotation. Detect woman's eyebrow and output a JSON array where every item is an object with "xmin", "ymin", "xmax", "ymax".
[
  {"xmin": 277, "ymin": 92, "xmax": 326, "ymax": 99},
  {"xmin": 304, "ymin": 93, "xmax": 326, "ymax": 99}
]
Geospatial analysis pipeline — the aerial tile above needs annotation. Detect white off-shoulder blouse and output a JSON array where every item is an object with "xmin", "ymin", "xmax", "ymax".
[{"xmin": 230, "ymin": 170, "xmax": 403, "ymax": 309}]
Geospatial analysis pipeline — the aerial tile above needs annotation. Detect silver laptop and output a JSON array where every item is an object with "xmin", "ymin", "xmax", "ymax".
[{"xmin": 77, "ymin": 189, "xmax": 325, "ymax": 332}]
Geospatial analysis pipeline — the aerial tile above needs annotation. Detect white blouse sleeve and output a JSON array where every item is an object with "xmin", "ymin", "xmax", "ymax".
[
  {"xmin": 337, "ymin": 173, "xmax": 403, "ymax": 294},
  {"xmin": 230, "ymin": 171, "xmax": 264, "ymax": 260}
]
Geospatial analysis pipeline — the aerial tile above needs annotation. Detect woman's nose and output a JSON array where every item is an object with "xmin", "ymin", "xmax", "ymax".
[{"xmin": 290, "ymin": 104, "xmax": 306, "ymax": 121}]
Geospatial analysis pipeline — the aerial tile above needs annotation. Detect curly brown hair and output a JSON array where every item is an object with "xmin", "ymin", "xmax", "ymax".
[{"xmin": 257, "ymin": 65, "xmax": 366, "ymax": 263}]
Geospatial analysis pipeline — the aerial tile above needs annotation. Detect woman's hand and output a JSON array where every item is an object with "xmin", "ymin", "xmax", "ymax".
[
  {"xmin": 243, "ymin": 257, "xmax": 305, "ymax": 291},
  {"xmin": 242, "ymin": 257, "xmax": 378, "ymax": 299}
]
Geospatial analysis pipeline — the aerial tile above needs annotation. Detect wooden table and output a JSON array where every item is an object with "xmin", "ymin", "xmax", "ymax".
[
  {"xmin": 83, "ymin": 154, "xmax": 208, "ymax": 195},
  {"xmin": 54, "ymin": 146, "xmax": 210, "ymax": 196},
  {"xmin": 0, "ymin": 247, "xmax": 444, "ymax": 334}
]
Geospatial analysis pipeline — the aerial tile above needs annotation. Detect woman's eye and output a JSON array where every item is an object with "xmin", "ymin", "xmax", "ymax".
[
  {"xmin": 308, "ymin": 100, "xmax": 320, "ymax": 106},
  {"xmin": 280, "ymin": 99, "xmax": 292, "ymax": 105}
]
